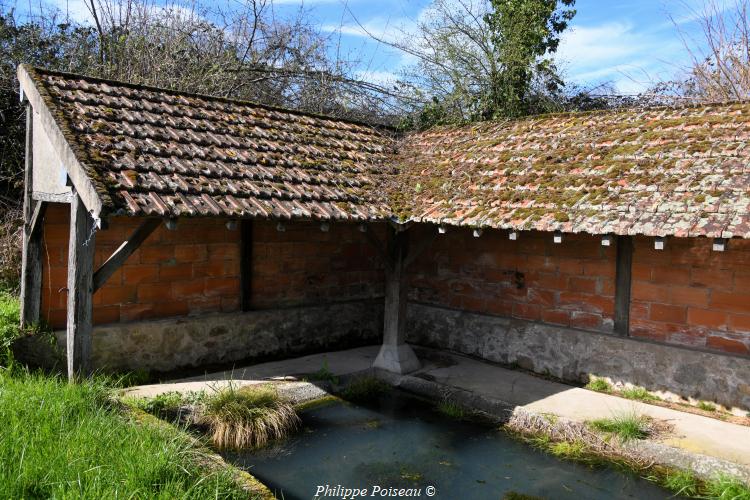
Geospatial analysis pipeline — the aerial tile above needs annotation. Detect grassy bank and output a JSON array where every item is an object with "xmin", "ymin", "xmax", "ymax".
[
  {"xmin": 0, "ymin": 370, "xmax": 252, "ymax": 498},
  {"xmin": 0, "ymin": 291, "xmax": 261, "ymax": 498}
]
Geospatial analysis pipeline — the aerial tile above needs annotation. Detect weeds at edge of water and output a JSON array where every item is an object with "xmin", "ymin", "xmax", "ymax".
[
  {"xmin": 339, "ymin": 376, "xmax": 390, "ymax": 403},
  {"xmin": 437, "ymin": 398, "xmax": 466, "ymax": 420},
  {"xmin": 505, "ymin": 410, "xmax": 750, "ymax": 499}
]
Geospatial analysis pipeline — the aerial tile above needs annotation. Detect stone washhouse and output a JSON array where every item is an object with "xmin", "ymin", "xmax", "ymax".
[{"xmin": 16, "ymin": 65, "xmax": 750, "ymax": 411}]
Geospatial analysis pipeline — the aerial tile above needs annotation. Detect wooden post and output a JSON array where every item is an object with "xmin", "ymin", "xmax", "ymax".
[
  {"xmin": 67, "ymin": 192, "xmax": 96, "ymax": 380},
  {"xmin": 240, "ymin": 220, "xmax": 253, "ymax": 311},
  {"xmin": 372, "ymin": 227, "xmax": 420, "ymax": 374},
  {"xmin": 614, "ymin": 235, "xmax": 633, "ymax": 336},
  {"xmin": 20, "ymin": 104, "xmax": 45, "ymax": 328}
]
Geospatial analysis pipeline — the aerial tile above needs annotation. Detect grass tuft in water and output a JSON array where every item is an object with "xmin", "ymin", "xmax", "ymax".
[
  {"xmin": 621, "ymin": 386, "xmax": 659, "ymax": 402},
  {"xmin": 437, "ymin": 399, "xmax": 466, "ymax": 420},
  {"xmin": 703, "ymin": 474, "xmax": 750, "ymax": 500},
  {"xmin": 589, "ymin": 411, "xmax": 651, "ymax": 442},
  {"xmin": 200, "ymin": 384, "xmax": 300, "ymax": 450},
  {"xmin": 585, "ymin": 377, "xmax": 613, "ymax": 393},
  {"xmin": 340, "ymin": 376, "xmax": 390, "ymax": 403},
  {"xmin": 663, "ymin": 469, "xmax": 701, "ymax": 497}
]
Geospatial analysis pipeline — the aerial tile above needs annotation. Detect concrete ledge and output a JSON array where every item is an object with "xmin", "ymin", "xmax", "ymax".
[
  {"xmin": 43, "ymin": 300, "xmax": 383, "ymax": 372},
  {"xmin": 407, "ymin": 303, "xmax": 750, "ymax": 411}
]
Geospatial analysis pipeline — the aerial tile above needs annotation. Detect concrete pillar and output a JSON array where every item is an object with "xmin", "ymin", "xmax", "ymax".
[{"xmin": 373, "ymin": 228, "xmax": 420, "ymax": 374}]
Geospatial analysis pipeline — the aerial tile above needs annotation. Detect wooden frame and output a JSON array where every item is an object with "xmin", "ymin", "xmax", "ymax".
[
  {"xmin": 67, "ymin": 192, "xmax": 96, "ymax": 379},
  {"xmin": 20, "ymin": 103, "xmax": 45, "ymax": 327},
  {"xmin": 614, "ymin": 235, "xmax": 633, "ymax": 336},
  {"xmin": 92, "ymin": 218, "xmax": 161, "ymax": 292},
  {"xmin": 240, "ymin": 220, "xmax": 253, "ymax": 311}
]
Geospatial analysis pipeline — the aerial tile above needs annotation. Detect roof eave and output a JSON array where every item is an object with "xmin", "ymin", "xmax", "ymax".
[{"xmin": 17, "ymin": 64, "xmax": 109, "ymax": 226}]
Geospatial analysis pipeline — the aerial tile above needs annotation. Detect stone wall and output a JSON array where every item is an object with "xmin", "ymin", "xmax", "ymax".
[
  {"xmin": 53, "ymin": 300, "xmax": 383, "ymax": 373},
  {"xmin": 407, "ymin": 303, "xmax": 750, "ymax": 411}
]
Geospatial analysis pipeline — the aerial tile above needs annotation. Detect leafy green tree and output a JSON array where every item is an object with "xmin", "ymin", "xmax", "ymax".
[
  {"xmin": 485, "ymin": 0, "xmax": 576, "ymax": 118},
  {"xmin": 395, "ymin": 0, "xmax": 576, "ymax": 128}
]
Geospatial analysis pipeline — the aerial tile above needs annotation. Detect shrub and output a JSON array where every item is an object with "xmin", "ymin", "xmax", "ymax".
[
  {"xmin": 0, "ymin": 208, "xmax": 22, "ymax": 293},
  {"xmin": 0, "ymin": 292, "xmax": 21, "ymax": 366},
  {"xmin": 340, "ymin": 376, "xmax": 391, "ymax": 403},
  {"xmin": 200, "ymin": 384, "xmax": 300, "ymax": 450},
  {"xmin": 589, "ymin": 411, "xmax": 651, "ymax": 442}
]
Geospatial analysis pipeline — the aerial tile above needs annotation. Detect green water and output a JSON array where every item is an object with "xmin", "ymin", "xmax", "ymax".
[{"xmin": 222, "ymin": 392, "xmax": 678, "ymax": 500}]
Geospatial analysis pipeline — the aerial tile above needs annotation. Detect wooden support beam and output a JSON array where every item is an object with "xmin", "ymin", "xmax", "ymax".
[
  {"xmin": 92, "ymin": 218, "xmax": 161, "ymax": 292},
  {"xmin": 27, "ymin": 201, "xmax": 47, "ymax": 240},
  {"xmin": 240, "ymin": 220, "xmax": 253, "ymax": 312},
  {"xmin": 373, "ymin": 227, "xmax": 420, "ymax": 374},
  {"xmin": 614, "ymin": 235, "xmax": 633, "ymax": 336},
  {"xmin": 20, "ymin": 104, "xmax": 44, "ymax": 328},
  {"xmin": 67, "ymin": 193, "xmax": 96, "ymax": 380}
]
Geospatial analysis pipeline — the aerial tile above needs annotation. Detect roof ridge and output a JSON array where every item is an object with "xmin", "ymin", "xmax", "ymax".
[
  {"xmin": 412, "ymin": 98, "xmax": 750, "ymax": 134},
  {"xmin": 24, "ymin": 65, "xmax": 399, "ymax": 135}
]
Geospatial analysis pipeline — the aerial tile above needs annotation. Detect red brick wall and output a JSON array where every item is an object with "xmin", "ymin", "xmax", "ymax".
[
  {"xmin": 408, "ymin": 227, "xmax": 617, "ymax": 332},
  {"xmin": 630, "ymin": 236, "xmax": 750, "ymax": 355},
  {"xmin": 250, "ymin": 221, "xmax": 385, "ymax": 308},
  {"xmin": 40, "ymin": 204, "xmax": 384, "ymax": 328},
  {"xmin": 41, "ymin": 203, "xmax": 242, "ymax": 328}
]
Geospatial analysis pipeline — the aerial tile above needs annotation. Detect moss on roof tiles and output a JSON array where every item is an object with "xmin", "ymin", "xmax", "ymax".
[{"xmin": 24, "ymin": 65, "xmax": 750, "ymax": 237}]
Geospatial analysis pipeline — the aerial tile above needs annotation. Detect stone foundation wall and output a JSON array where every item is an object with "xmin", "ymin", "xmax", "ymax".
[
  {"xmin": 406, "ymin": 302, "xmax": 750, "ymax": 411},
  {"xmin": 52, "ymin": 300, "xmax": 383, "ymax": 372}
]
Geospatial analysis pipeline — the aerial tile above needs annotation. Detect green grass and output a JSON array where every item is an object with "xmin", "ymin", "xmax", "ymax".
[
  {"xmin": 704, "ymin": 474, "xmax": 750, "ymax": 500},
  {"xmin": 0, "ymin": 291, "xmax": 21, "ymax": 366},
  {"xmin": 663, "ymin": 469, "xmax": 701, "ymax": 497},
  {"xmin": 307, "ymin": 359, "xmax": 339, "ymax": 385},
  {"xmin": 200, "ymin": 384, "xmax": 300, "ymax": 450},
  {"xmin": 437, "ymin": 399, "xmax": 466, "ymax": 419},
  {"xmin": 340, "ymin": 376, "xmax": 391, "ymax": 403},
  {"xmin": 0, "ymin": 370, "xmax": 250, "ymax": 499},
  {"xmin": 620, "ymin": 386, "xmax": 660, "ymax": 402},
  {"xmin": 698, "ymin": 401, "xmax": 717, "ymax": 412},
  {"xmin": 585, "ymin": 377, "xmax": 613, "ymax": 393},
  {"xmin": 589, "ymin": 412, "xmax": 651, "ymax": 442}
]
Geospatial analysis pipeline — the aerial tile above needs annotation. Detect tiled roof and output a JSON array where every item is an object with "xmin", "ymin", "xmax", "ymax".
[
  {"xmin": 23, "ymin": 66, "xmax": 750, "ymax": 238},
  {"xmin": 394, "ymin": 105, "xmax": 750, "ymax": 238},
  {"xmin": 25, "ymin": 66, "xmax": 395, "ymax": 221}
]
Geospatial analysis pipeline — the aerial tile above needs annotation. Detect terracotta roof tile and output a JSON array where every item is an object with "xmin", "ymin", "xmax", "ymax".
[
  {"xmin": 28, "ymin": 67, "xmax": 395, "ymax": 221},
  {"xmin": 24, "ymin": 66, "xmax": 750, "ymax": 239},
  {"xmin": 394, "ymin": 104, "xmax": 750, "ymax": 238}
]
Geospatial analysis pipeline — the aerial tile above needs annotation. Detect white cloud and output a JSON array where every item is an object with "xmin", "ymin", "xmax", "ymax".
[{"xmin": 556, "ymin": 21, "xmax": 685, "ymax": 93}]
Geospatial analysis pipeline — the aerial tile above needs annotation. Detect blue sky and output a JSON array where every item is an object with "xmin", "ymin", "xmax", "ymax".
[{"xmin": 38, "ymin": 0, "xmax": 718, "ymax": 94}]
